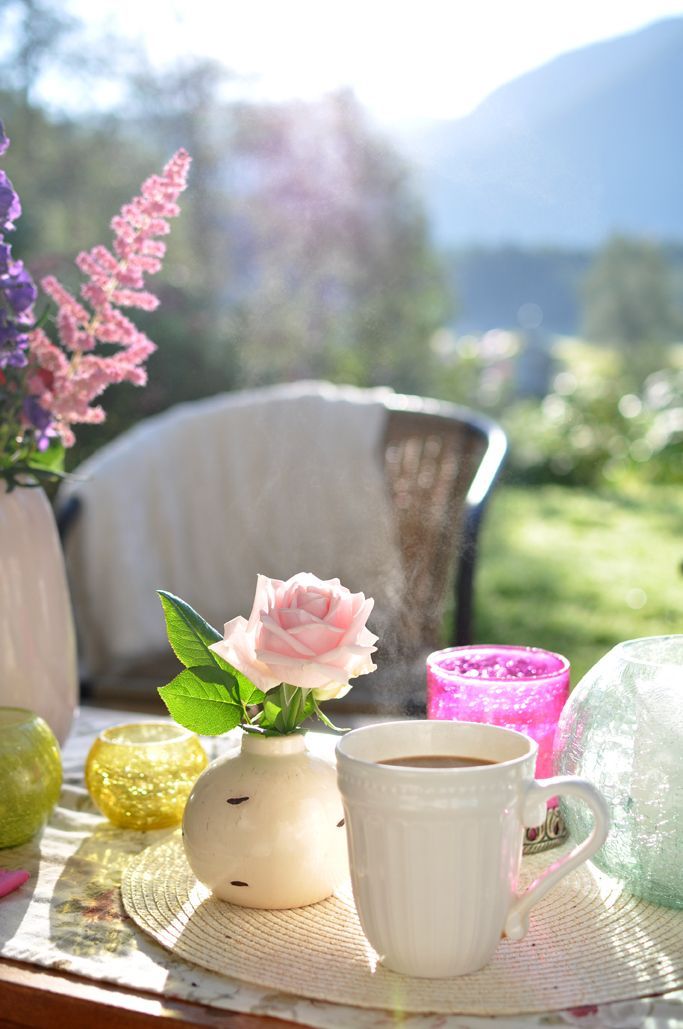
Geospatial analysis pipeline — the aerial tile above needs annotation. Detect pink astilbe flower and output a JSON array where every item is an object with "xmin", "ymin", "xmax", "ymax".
[{"xmin": 27, "ymin": 148, "xmax": 191, "ymax": 445}]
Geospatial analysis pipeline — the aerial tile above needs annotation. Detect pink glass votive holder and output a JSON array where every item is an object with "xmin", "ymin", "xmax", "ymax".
[
  {"xmin": 427, "ymin": 645, "xmax": 570, "ymax": 852},
  {"xmin": 427, "ymin": 645, "xmax": 569, "ymax": 777}
]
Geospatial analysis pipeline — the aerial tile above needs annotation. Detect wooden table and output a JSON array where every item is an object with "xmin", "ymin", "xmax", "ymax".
[
  {"xmin": 1, "ymin": 707, "xmax": 680, "ymax": 1029},
  {"xmin": 0, "ymin": 957, "xmax": 286, "ymax": 1028}
]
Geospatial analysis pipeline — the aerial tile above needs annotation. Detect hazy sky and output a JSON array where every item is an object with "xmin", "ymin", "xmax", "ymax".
[{"xmin": 68, "ymin": 0, "xmax": 683, "ymax": 124}]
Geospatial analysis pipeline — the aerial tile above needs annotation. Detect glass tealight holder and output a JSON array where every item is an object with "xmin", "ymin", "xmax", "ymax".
[
  {"xmin": 85, "ymin": 721, "xmax": 208, "ymax": 831},
  {"xmin": 0, "ymin": 707, "xmax": 62, "ymax": 848},
  {"xmin": 427, "ymin": 644, "xmax": 571, "ymax": 852}
]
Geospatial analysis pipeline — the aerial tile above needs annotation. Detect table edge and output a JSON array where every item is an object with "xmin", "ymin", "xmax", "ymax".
[{"xmin": 0, "ymin": 956, "xmax": 289, "ymax": 1029}]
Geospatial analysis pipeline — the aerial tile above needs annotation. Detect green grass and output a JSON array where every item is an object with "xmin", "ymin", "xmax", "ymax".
[{"xmin": 473, "ymin": 483, "xmax": 683, "ymax": 686}]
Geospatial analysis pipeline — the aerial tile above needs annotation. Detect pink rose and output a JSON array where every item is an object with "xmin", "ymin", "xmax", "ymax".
[{"xmin": 209, "ymin": 573, "xmax": 377, "ymax": 699}]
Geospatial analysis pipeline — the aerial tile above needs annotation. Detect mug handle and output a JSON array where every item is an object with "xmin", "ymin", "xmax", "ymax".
[{"xmin": 504, "ymin": 776, "xmax": 610, "ymax": 941}]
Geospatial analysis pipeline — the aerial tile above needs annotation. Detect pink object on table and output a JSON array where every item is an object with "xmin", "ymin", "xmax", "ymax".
[
  {"xmin": 427, "ymin": 644, "xmax": 570, "ymax": 779},
  {"xmin": 0, "ymin": 868, "xmax": 30, "ymax": 898}
]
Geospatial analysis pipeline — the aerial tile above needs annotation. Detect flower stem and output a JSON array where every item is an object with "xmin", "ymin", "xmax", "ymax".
[
  {"xmin": 280, "ymin": 684, "xmax": 305, "ymax": 733},
  {"xmin": 311, "ymin": 697, "xmax": 349, "ymax": 733}
]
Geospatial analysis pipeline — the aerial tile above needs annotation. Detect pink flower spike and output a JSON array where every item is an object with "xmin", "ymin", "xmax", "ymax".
[
  {"xmin": 110, "ymin": 217, "xmax": 136, "ymax": 245},
  {"xmin": 110, "ymin": 288, "xmax": 159, "ymax": 311},
  {"xmin": 26, "ymin": 147, "xmax": 191, "ymax": 447},
  {"xmin": 28, "ymin": 328, "xmax": 70, "ymax": 375},
  {"xmin": 41, "ymin": 276, "xmax": 89, "ymax": 326},
  {"xmin": 80, "ymin": 281, "xmax": 109, "ymax": 310},
  {"xmin": 141, "ymin": 240, "xmax": 166, "ymax": 258},
  {"xmin": 0, "ymin": 869, "xmax": 30, "ymax": 898}
]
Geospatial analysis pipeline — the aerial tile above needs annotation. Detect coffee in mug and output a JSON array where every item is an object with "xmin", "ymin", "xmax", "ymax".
[
  {"xmin": 379, "ymin": 754, "xmax": 498, "ymax": 768},
  {"xmin": 336, "ymin": 719, "xmax": 609, "ymax": 978}
]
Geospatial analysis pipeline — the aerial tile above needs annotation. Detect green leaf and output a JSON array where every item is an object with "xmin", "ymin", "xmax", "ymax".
[
  {"xmin": 211, "ymin": 651, "xmax": 263, "ymax": 706},
  {"xmin": 0, "ymin": 462, "xmax": 68, "ymax": 490},
  {"xmin": 283, "ymin": 685, "xmax": 306, "ymax": 732},
  {"xmin": 157, "ymin": 590, "xmax": 222, "ymax": 669},
  {"xmin": 259, "ymin": 684, "xmax": 313, "ymax": 735},
  {"xmin": 33, "ymin": 302, "xmax": 52, "ymax": 331},
  {"xmin": 261, "ymin": 689, "xmax": 285, "ymax": 734},
  {"xmin": 301, "ymin": 691, "xmax": 316, "ymax": 722},
  {"xmin": 158, "ymin": 666, "xmax": 242, "ymax": 735},
  {"xmin": 28, "ymin": 439, "xmax": 65, "ymax": 474}
]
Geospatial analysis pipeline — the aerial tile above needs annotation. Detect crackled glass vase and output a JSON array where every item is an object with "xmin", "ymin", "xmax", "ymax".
[{"xmin": 553, "ymin": 635, "xmax": 683, "ymax": 908}]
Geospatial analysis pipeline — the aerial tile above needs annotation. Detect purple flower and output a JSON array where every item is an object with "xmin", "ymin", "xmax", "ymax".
[
  {"xmin": 0, "ymin": 310, "xmax": 29, "ymax": 368},
  {"xmin": 0, "ymin": 171, "xmax": 21, "ymax": 232},
  {"xmin": 0, "ymin": 127, "xmax": 37, "ymax": 371},
  {"xmin": 22, "ymin": 395, "xmax": 53, "ymax": 449},
  {"xmin": 2, "ymin": 260, "xmax": 37, "ymax": 315},
  {"xmin": 0, "ymin": 341, "xmax": 28, "ymax": 368},
  {"xmin": 0, "ymin": 261, "xmax": 36, "ymax": 364},
  {"xmin": 0, "ymin": 243, "xmax": 11, "ymax": 274}
]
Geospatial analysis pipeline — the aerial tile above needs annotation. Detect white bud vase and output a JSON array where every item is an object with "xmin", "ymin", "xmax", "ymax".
[
  {"xmin": 0, "ymin": 482, "xmax": 78, "ymax": 744},
  {"xmin": 182, "ymin": 731, "xmax": 348, "ymax": 909}
]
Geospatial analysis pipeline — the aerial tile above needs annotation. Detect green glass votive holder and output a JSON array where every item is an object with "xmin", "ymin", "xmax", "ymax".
[
  {"xmin": 0, "ymin": 707, "xmax": 62, "ymax": 848},
  {"xmin": 85, "ymin": 721, "xmax": 208, "ymax": 830}
]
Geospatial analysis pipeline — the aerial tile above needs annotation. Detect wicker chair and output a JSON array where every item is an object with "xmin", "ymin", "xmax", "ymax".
[
  {"xmin": 338, "ymin": 392, "xmax": 506, "ymax": 714},
  {"xmin": 57, "ymin": 385, "xmax": 506, "ymax": 715}
]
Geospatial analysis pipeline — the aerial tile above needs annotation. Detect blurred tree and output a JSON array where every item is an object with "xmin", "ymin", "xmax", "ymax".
[
  {"xmin": 126, "ymin": 82, "xmax": 451, "ymax": 393},
  {"xmin": 0, "ymin": 0, "xmax": 143, "ymax": 146},
  {"xmin": 1, "ymin": 93, "xmax": 159, "ymax": 262},
  {"xmin": 227, "ymin": 91, "xmax": 450, "ymax": 391},
  {"xmin": 0, "ymin": 0, "xmax": 74, "ymax": 109},
  {"xmin": 581, "ymin": 237, "xmax": 682, "ymax": 376},
  {"xmin": 121, "ymin": 58, "xmax": 243, "ymax": 407},
  {"xmin": 0, "ymin": 0, "xmax": 157, "ymax": 262},
  {"xmin": 126, "ymin": 58, "xmax": 236, "ymax": 302}
]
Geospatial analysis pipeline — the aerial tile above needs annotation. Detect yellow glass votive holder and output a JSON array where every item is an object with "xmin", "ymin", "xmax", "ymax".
[{"xmin": 85, "ymin": 721, "xmax": 208, "ymax": 830}]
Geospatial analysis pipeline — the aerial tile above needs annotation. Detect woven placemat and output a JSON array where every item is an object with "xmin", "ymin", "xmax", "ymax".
[{"xmin": 122, "ymin": 833, "xmax": 683, "ymax": 1016}]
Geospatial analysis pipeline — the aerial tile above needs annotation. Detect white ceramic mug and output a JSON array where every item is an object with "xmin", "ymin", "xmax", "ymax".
[{"xmin": 336, "ymin": 720, "xmax": 609, "ymax": 978}]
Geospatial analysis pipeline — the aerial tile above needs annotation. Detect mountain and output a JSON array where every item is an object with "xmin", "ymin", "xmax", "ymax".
[{"xmin": 400, "ymin": 18, "xmax": 683, "ymax": 248}]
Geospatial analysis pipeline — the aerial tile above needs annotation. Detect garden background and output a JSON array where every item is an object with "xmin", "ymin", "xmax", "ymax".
[{"xmin": 1, "ymin": 0, "xmax": 681, "ymax": 685}]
